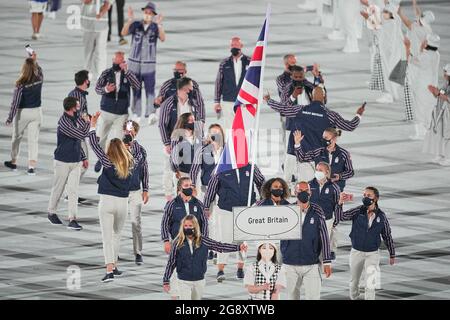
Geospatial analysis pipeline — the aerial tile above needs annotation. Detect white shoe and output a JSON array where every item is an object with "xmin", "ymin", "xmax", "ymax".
[
  {"xmin": 297, "ymin": 3, "xmax": 316, "ymax": 11},
  {"xmin": 148, "ymin": 113, "xmax": 158, "ymax": 125},
  {"xmin": 31, "ymin": 33, "xmax": 38, "ymax": 40},
  {"xmin": 308, "ymin": 17, "xmax": 321, "ymax": 25},
  {"xmin": 376, "ymin": 93, "xmax": 394, "ymax": 104},
  {"xmin": 48, "ymin": 11, "xmax": 56, "ymax": 19},
  {"xmin": 439, "ymin": 159, "xmax": 450, "ymax": 166},
  {"xmin": 431, "ymin": 156, "xmax": 444, "ymax": 164},
  {"xmin": 328, "ymin": 30, "xmax": 344, "ymax": 41}
]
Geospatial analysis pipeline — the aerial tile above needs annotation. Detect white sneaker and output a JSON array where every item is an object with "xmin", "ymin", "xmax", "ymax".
[
  {"xmin": 308, "ymin": 16, "xmax": 321, "ymax": 25},
  {"xmin": 148, "ymin": 113, "xmax": 158, "ymax": 125},
  {"xmin": 297, "ymin": 2, "xmax": 316, "ymax": 11},
  {"xmin": 48, "ymin": 11, "xmax": 56, "ymax": 19},
  {"xmin": 31, "ymin": 33, "xmax": 38, "ymax": 40},
  {"xmin": 439, "ymin": 159, "xmax": 450, "ymax": 166},
  {"xmin": 376, "ymin": 93, "xmax": 394, "ymax": 104},
  {"xmin": 328, "ymin": 30, "xmax": 344, "ymax": 41},
  {"xmin": 431, "ymin": 156, "xmax": 444, "ymax": 164}
]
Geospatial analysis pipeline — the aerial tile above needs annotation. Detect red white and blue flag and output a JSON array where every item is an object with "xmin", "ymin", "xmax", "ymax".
[{"xmin": 215, "ymin": 12, "xmax": 270, "ymax": 174}]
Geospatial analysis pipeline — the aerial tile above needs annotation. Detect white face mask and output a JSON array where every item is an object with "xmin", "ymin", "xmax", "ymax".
[
  {"xmin": 315, "ymin": 171, "xmax": 326, "ymax": 181},
  {"xmin": 260, "ymin": 245, "xmax": 275, "ymax": 262},
  {"xmin": 143, "ymin": 14, "xmax": 152, "ymax": 23}
]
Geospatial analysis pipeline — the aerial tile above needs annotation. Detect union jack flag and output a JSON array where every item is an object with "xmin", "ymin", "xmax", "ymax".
[{"xmin": 215, "ymin": 13, "xmax": 270, "ymax": 174}]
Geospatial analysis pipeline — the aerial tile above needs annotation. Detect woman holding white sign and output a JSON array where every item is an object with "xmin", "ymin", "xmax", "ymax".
[
  {"xmin": 244, "ymin": 242, "xmax": 286, "ymax": 300},
  {"xmin": 163, "ymin": 215, "xmax": 247, "ymax": 300}
]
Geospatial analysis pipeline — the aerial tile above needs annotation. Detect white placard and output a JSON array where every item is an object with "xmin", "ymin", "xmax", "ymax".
[{"xmin": 233, "ymin": 205, "xmax": 302, "ymax": 241}]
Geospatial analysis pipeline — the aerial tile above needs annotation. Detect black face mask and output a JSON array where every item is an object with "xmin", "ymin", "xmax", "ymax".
[
  {"xmin": 292, "ymin": 80, "xmax": 305, "ymax": 88},
  {"xmin": 86, "ymin": 80, "xmax": 91, "ymax": 89},
  {"xmin": 362, "ymin": 197, "xmax": 374, "ymax": 207},
  {"xmin": 112, "ymin": 63, "xmax": 121, "ymax": 72},
  {"xmin": 182, "ymin": 187, "xmax": 193, "ymax": 197},
  {"xmin": 123, "ymin": 133, "xmax": 133, "ymax": 145},
  {"xmin": 184, "ymin": 123, "xmax": 195, "ymax": 131},
  {"xmin": 297, "ymin": 191, "xmax": 310, "ymax": 204},
  {"xmin": 230, "ymin": 48, "xmax": 241, "ymax": 56},
  {"xmin": 183, "ymin": 228, "xmax": 195, "ymax": 236},
  {"xmin": 210, "ymin": 133, "xmax": 222, "ymax": 144},
  {"xmin": 173, "ymin": 71, "xmax": 183, "ymax": 79},
  {"xmin": 271, "ymin": 189, "xmax": 284, "ymax": 198},
  {"xmin": 188, "ymin": 90, "xmax": 194, "ymax": 100},
  {"xmin": 322, "ymin": 138, "xmax": 332, "ymax": 147}
]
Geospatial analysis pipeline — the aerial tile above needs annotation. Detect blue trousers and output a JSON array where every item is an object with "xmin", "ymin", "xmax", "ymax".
[{"xmin": 131, "ymin": 64, "xmax": 156, "ymax": 117}]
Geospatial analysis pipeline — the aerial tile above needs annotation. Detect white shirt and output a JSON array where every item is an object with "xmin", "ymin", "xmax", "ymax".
[
  {"xmin": 177, "ymin": 98, "xmax": 192, "ymax": 116},
  {"xmin": 184, "ymin": 201, "xmax": 190, "ymax": 216},
  {"xmin": 115, "ymin": 71, "xmax": 121, "ymax": 92},
  {"xmin": 290, "ymin": 89, "xmax": 310, "ymax": 105},
  {"xmin": 214, "ymin": 147, "xmax": 223, "ymax": 164},
  {"xmin": 368, "ymin": 212, "xmax": 376, "ymax": 228},
  {"xmin": 244, "ymin": 262, "xmax": 287, "ymax": 300},
  {"xmin": 235, "ymin": 168, "xmax": 240, "ymax": 184},
  {"xmin": 233, "ymin": 56, "xmax": 242, "ymax": 85},
  {"xmin": 143, "ymin": 23, "xmax": 150, "ymax": 31}
]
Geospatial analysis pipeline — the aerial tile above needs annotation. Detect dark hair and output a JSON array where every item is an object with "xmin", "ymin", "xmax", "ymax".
[
  {"xmin": 63, "ymin": 96, "xmax": 78, "ymax": 111},
  {"xmin": 74, "ymin": 70, "xmax": 89, "ymax": 86},
  {"xmin": 290, "ymin": 65, "xmax": 304, "ymax": 73},
  {"xmin": 256, "ymin": 244, "xmax": 278, "ymax": 264},
  {"xmin": 261, "ymin": 178, "xmax": 289, "ymax": 200},
  {"xmin": 425, "ymin": 45, "xmax": 438, "ymax": 51},
  {"xmin": 177, "ymin": 77, "xmax": 192, "ymax": 90},
  {"xmin": 177, "ymin": 177, "xmax": 191, "ymax": 192}
]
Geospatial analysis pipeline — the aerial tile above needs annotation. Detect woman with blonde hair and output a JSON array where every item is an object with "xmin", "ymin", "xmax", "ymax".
[
  {"xmin": 163, "ymin": 214, "xmax": 247, "ymax": 300},
  {"xmin": 4, "ymin": 53, "xmax": 43, "ymax": 175},
  {"xmin": 88, "ymin": 111, "xmax": 134, "ymax": 282}
]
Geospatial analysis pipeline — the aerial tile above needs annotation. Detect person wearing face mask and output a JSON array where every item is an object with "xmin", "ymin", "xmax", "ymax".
[
  {"xmin": 203, "ymin": 163, "xmax": 265, "ymax": 282},
  {"xmin": 189, "ymin": 124, "xmax": 225, "ymax": 260},
  {"xmin": 161, "ymin": 178, "xmax": 207, "ymax": 299},
  {"xmin": 121, "ymin": 2, "xmax": 166, "ymax": 125},
  {"xmin": 423, "ymin": 64, "xmax": 450, "ymax": 166},
  {"xmin": 280, "ymin": 181, "xmax": 332, "ymax": 300},
  {"xmin": 337, "ymin": 186, "xmax": 395, "ymax": 300},
  {"xmin": 307, "ymin": 162, "xmax": 341, "ymax": 260},
  {"xmin": 170, "ymin": 113, "xmax": 203, "ymax": 181},
  {"xmin": 293, "ymin": 127, "xmax": 354, "ymax": 191},
  {"xmin": 155, "ymin": 61, "xmax": 205, "ymax": 114},
  {"xmin": 94, "ymin": 51, "xmax": 141, "ymax": 173},
  {"xmin": 244, "ymin": 242, "xmax": 286, "ymax": 300},
  {"xmin": 47, "ymin": 97, "xmax": 90, "ymax": 231},
  {"xmin": 160, "ymin": 78, "xmax": 205, "ymax": 201},
  {"xmin": 255, "ymin": 178, "xmax": 290, "ymax": 207},
  {"xmin": 122, "ymin": 120, "xmax": 149, "ymax": 265},
  {"xmin": 214, "ymin": 37, "xmax": 251, "ymax": 129},
  {"xmin": 398, "ymin": 3, "xmax": 434, "ymax": 124},
  {"xmin": 405, "ymin": 33, "xmax": 440, "ymax": 140},
  {"xmin": 163, "ymin": 215, "xmax": 247, "ymax": 300},
  {"xmin": 67, "ymin": 70, "xmax": 91, "ymax": 203},
  {"xmin": 81, "ymin": 0, "xmax": 111, "ymax": 80},
  {"xmin": 4, "ymin": 54, "xmax": 43, "ymax": 175},
  {"xmin": 264, "ymin": 87, "xmax": 364, "ymax": 188}
]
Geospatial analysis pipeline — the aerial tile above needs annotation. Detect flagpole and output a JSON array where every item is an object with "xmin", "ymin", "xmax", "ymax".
[{"xmin": 247, "ymin": 4, "xmax": 271, "ymax": 207}]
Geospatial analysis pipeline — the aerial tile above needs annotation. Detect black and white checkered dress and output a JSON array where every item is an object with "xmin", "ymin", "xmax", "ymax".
[
  {"xmin": 403, "ymin": 66, "xmax": 415, "ymax": 121},
  {"xmin": 250, "ymin": 262, "xmax": 282, "ymax": 300},
  {"xmin": 369, "ymin": 34, "xmax": 385, "ymax": 92}
]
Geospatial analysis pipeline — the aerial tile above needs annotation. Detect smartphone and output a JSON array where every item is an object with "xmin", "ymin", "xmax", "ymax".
[{"xmin": 25, "ymin": 44, "xmax": 34, "ymax": 56}]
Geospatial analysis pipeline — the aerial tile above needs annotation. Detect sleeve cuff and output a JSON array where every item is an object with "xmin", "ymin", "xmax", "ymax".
[
  {"xmin": 356, "ymin": 114, "xmax": 362, "ymax": 119},
  {"xmin": 294, "ymin": 144, "xmax": 301, "ymax": 149},
  {"xmin": 323, "ymin": 261, "xmax": 331, "ymax": 265}
]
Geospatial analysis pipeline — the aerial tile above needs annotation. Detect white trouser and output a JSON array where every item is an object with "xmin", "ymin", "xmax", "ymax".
[
  {"xmin": 201, "ymin": 187, "xmax": 217, "ymax": 241},
  {"xmin": 215, "ymin": 206, "xmax": 244, "ymax": 265},
  {"xmin": 97, "ymin": 111, "xmax": 128, "ymax": 151},
  {"xmin": 349, "ymin": 249, "xmax": 380, "ymax": 300},
  {"xmin": 48, "ymin": 160, "xmax": 81, "ymax": 220},
  {"xmin": 98, "ymin": 194, "xmax": 128, "ymax": 265},
  {"xmin": 284, "ymin": 264, "xmax": 322, "ymax": 300},
  {"xmin": 220, "ymin": 101, "xmax": 235, "ymax": 131},
  {"xmin": 83, "ymin": 30, "xmax": 107, "ymax": 79},
  {"xmin": 325, "ymin": 219, "xmax": 338, "ymax": 253},
  {"xmin": 128, "ymin": 190, "xmax": 143, "ymax": 255},
  {"xmin": 163, "ymin": 150, "xmax": 176, "ymax": 197},
  {"xmin": 178, "ymin": 279, "xmax": 206, "ymax": 300},
  {"xmin": 11, "ymin": 107, "xmax": 42, "ymax": 163}
]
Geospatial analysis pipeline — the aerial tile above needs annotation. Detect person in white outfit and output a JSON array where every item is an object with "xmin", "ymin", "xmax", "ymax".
[
  {"xmin": 405, "ymin": 33, "xmax": 440, "ymax": 140},
  {"xmin": 423, "ymin": 64, "xmax": 450, "ymax": 166},
  {"xmin": 81, "ymin": 0, "xmax": 111, "ymax": 80}
]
